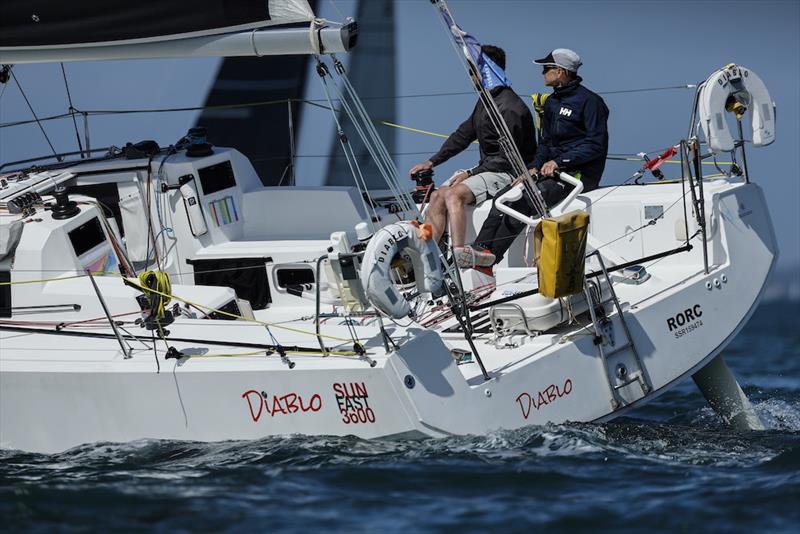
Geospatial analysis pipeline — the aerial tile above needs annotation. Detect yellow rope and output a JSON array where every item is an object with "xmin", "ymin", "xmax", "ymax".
[
  {"xmin": 138, "ymin": 271, "xmax": 171, "ymax": 319},
  {"xmin": 380, "ymin": 121, "xmax": 478, "ymax": 144},
  {"xmin": 640, "ymin": 173, "xmax": 727, "ymax": 184},
  {"xmin": 377, "ymin": 120, "xmax": 732, "ymax": 165},
  {"xmin": 180, "ymin": 349, "xmax": 363, "ymax": 358},
  {"xmin": 0, "ymin": 270, "xmax": 353, "ymax": 343},
  {"xmin": 118, "ymin": 274, "xmax": 353, "ymax": 343},
  {"xmin": 0, "ymin": 273, "xmax": 93, "ymax": 285}
]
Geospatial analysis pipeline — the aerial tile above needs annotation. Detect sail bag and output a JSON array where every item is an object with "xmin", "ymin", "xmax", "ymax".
[{"xmin": 534, "ymin": 210, "xmax": 590, "ymax": 299}]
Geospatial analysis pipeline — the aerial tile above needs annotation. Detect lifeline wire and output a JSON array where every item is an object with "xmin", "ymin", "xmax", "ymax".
[{"xmin": 0, "ymin": 85, "xmax": 697, "ymax": 130}]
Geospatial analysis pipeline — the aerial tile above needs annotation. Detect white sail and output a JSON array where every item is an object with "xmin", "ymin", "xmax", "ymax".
[{"xmin": 269, "ymin": 0, "xmax": 315, "ymax": 23}]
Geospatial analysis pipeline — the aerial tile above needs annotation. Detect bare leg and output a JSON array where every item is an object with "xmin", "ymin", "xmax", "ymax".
[
  {"xmin": 424, "ymin": 187, "xmax": 450, "ymax": 242},
  {"xmin": 444, "ymin": 184, "xmax": 476, "ymax": 248}
]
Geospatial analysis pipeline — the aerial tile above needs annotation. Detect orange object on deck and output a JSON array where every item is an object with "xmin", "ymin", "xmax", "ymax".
[{"xmin": 416, "ymin": 223, "xmax": 433, "ymax": 241}]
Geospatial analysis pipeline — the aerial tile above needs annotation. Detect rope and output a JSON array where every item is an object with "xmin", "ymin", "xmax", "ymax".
[
  {"xmin": 380, "ymin": 121, "xmax": 477, "ymax": 142},
  {"xmin": 180, "ymin": 348, "xmax": 361, "ymax": 358},
  {"xmin": 120, "ymin": 273, "xmax": 352, "ymax": 342},
  {"xmin": 0, "ymin": 322, "xmax": 367, "ymax": 360},
  {"xmin": 320, "ymin": 58, "xmax": 410, "ymax": 214},
  {"xmin": 138, "ymin": 271, "xmax": 171, "ymax": 319},
  {"xmin": 0, "ymin": 270, "xmax": 353, "ymax": 343},
  {"xmin": 0, "ymin": 273, "xmax": 91, "ymax": 285},
  {"xmin": 607, "ymin": 155, "xmax": 733, "ymax": 166}
]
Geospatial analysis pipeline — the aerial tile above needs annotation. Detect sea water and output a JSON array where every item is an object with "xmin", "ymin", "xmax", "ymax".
[{"xmin": 2, "ymin": 299, "xmax": 798, "ymax": 532}]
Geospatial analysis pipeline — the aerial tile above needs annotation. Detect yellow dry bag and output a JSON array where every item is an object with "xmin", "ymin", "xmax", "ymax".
[{"xmin": 534, "ymin": 210, "xmax": 590, "ymax": 299}]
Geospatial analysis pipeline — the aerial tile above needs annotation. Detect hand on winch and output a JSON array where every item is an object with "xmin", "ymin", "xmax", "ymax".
[
  {"xmin": 539, "ymin": 160, "xmax": 560, "ymax": 177},
  {"xmin": 408, "ymin": 160, "xmax": 433, "ymax": 177}
]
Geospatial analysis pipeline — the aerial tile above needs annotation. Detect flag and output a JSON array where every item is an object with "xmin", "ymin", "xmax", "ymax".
[{"xmin": 438, "ymin": 7, "xmax": 511, "ymax": 90}]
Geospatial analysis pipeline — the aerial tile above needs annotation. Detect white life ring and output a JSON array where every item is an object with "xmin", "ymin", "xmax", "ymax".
[
  {"xmin": 359, "ymin": 221, "xmax": 445, "ymax": 318},
  {"xmin": 698, "ymin": 64, "xmax": 775, "ymax": 154}
]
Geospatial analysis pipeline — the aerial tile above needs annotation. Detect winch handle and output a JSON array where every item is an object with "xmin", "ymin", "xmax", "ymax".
[{"xmin": 494, "ymin": 171, "xmax": 584, "ymax": 227}]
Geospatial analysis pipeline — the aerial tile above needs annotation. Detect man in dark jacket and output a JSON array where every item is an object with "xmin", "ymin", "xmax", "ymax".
[
  {"xmin": 472, "ymin": 48, "xmax": 609, "ymax": 269},
  {"xmin": 409, "ymin": 45, "xmax": 536, "ymax": 267}
]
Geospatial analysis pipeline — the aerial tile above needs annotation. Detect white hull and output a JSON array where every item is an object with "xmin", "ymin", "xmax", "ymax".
[{"xmin": 1, "ymin": 180, "xmax": 776, "ymax": 453}]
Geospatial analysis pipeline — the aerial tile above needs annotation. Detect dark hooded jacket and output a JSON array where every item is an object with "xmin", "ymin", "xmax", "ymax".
[
  {"xmin": 429, "ymin": 86, "xmax": 536, "ymax": 175},
  {"xmin": 532, "ymin": 78, "xmax": 609, "ymax": 191}
]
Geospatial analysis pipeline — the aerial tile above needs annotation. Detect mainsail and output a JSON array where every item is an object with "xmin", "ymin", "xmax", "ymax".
[{"xmin": 0, "ymin": 0, "xmax": 356, "ymax": 63}]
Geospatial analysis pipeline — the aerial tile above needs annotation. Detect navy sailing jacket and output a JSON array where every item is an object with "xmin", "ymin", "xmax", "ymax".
[
  {"xmin": 430, "ymin": 86, "xmax": 536, "ymax": 176},
  {"xmin": 532, "ymin": 79, "xmax": 609, "ymax": 191}
]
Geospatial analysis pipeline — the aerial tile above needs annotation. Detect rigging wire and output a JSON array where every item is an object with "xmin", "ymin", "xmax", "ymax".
[
  {"xmin": 322, "ymin": 64, "xmax": 400, "ymax": 212},
  {"xmin": 593, "ymin": 186, "xmax": 692, "ymax": 251},
  {"xmin": 315, "ymin": 60, "xmax": 380, "ymax": 232},
  {"xmin": 433, "ymin": 0, "xmax": 548, "ymax": 217},
  {"xmin": 9, "ymin": 70, "xmax": 60, "ymax": 160},
  {"xmin": 331, "ymin": 57, "xmax": 417, "ymax": 214},
  {"xmin": 331, "ymin": 71, "xmax": 413, "ymax": 214},
  {"xmin": 59, "ymin": 62, "xmax": 84, "ymax": 157}
]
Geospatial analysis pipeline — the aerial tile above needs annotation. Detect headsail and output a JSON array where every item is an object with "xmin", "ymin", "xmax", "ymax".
[
  {"xmin": 325, "ymin": 0, "xmax": 397, "ymax": 187},
  {"xmin": 0, "ymin": 0, "xmax": 356, "ymax": 63},
  {"xmin": 196, "ymin": 0, "xmax": 322, "ymax": 186}
]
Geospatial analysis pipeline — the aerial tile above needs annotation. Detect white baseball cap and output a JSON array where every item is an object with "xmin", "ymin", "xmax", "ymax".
[{"xmin": 533, "ymin": 48, "xmax": 582, "ymax": 72}]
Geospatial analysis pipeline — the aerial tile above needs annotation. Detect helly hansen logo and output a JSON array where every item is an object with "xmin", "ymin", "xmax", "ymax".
[{"xmin": 559, "ymin": 107, "xmax": 573, "ymax": 117}]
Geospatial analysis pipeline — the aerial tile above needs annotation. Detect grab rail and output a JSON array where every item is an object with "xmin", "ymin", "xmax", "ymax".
[{"xmin": 494, "ymin": 171, "xmax": 583, "ymax": 227}]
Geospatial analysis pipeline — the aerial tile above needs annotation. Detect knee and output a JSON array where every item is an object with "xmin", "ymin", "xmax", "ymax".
[{"xmin": 444, "ymin": 187, "xmax": 467, "ymax": 208}]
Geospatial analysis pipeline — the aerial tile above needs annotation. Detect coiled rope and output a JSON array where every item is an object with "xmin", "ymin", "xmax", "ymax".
[{"xmin": 138, "ymin": 271, "xmax": 171, "ymax": 320}]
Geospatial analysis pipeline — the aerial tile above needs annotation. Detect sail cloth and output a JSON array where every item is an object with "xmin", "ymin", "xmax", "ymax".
[
  {"xmin": 0, "ymin": 0, "xmax": 312, "ymax": 47},
  {"xmin": 436, "ymin": 7, "xmax": 511, "ymax": 90},
  {"xmin": 196, "ymin": 0, "xmax": 321, "ymax": 186},
  {"xmin": 0, "ymin": 0, "xmax": 355, "ymax": 63},
  {"xmin": 325, "ymin": 0, "xmax": 397, "ymax": 187}
]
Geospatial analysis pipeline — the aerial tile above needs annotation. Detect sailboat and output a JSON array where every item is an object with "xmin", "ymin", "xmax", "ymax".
[{"xmin": 0, "ymin": 0, "xmax": 778, "ymax": 453}]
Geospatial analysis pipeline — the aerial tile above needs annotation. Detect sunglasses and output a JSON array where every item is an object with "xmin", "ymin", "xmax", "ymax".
[{"xmin": 542, "ymin": 65, "xmax": 560, "ymax": 74}]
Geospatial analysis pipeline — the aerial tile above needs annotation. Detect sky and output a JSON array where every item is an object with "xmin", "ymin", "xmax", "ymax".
[{"xmin": 1, "ymin": 0, "xmax": 798, "ymax": 269}]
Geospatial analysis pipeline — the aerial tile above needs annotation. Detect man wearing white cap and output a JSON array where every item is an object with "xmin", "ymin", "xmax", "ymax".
[
  {"xmin": 471, "ymin": 48, "xmax": 609, "ymax": 270},
  {"xmin": 529, "ymin": 48, "xmax": 608, "ymax": 185}
]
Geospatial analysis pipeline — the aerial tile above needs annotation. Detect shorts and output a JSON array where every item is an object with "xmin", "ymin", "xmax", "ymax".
[{"xmin": 461, "ymin": 171, "xmax": 513, "ymax": 205}]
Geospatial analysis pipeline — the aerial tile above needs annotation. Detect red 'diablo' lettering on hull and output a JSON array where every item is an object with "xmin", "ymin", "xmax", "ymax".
[
  {"xmin": 516, "ymin": 378, "xmax": 573, "ymax": 420},
  {"xmin": 241, "ymin": 389, "xmax": 322, "ymax": 423}
]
